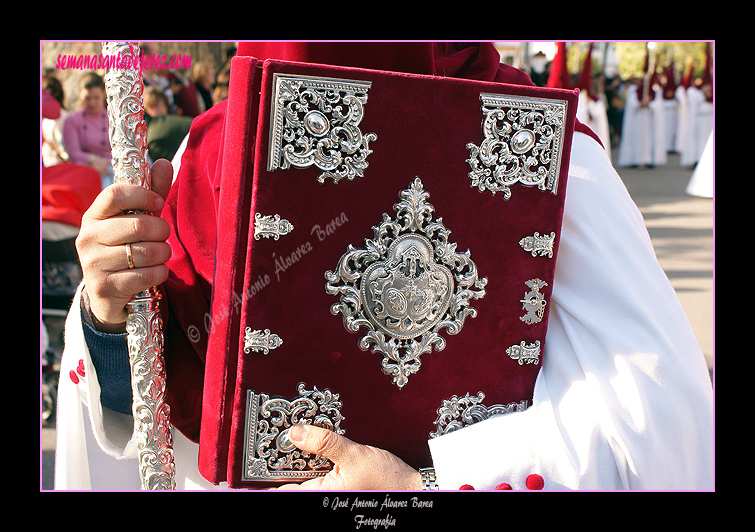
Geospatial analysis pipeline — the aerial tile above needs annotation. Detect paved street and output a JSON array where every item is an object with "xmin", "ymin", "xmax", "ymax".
[{"xmin": 40, "ymin": 151, "xmax": 714, "ymax": 491}]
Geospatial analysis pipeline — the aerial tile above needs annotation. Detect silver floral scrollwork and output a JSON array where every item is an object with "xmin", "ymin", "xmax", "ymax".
[
  {"xmin": 126, "ymin": 290, "xmax": 175, "ymax": 490},
  {"xmin": 325, "ymin": 177, "xmax": 488, "ymax": 388},
  {"xmin": 103, "ymin": 42, "xmax": 150, "ymax": 189},
  {"xmin": 242, "ymin": 383, "xmax": 345, "ymax": 482},
  {"xmin": 520, "ymin": 278, "xmax": 547, "ymax": 325},
  {"xmin": 268, "ymin": 73, "xmax": 378, "ymax": 184},
  {"xmin": 506, "ymin": 340, "xmax": 541, "ymax": 365},
  {"xmin": 466, "ymin": 93, "xmax": 568, "ymax": 199},
  {"xmin": 103, "ymin": 41, "xmax": 175, "ymax": 490},
  {"xmin": 519, "ymin": 231, "xmax": 556, "ymax": 258},
  {"xmin": 244, "ymin": 328, "xmax": 283, "ymax": 354},
  {"xmin": 429, "ymin": 392, "xmax": 528, "ymax": 439},
  {"xmin": 254, "ymin": 213, "xmax": 294, "ymax": 240}
]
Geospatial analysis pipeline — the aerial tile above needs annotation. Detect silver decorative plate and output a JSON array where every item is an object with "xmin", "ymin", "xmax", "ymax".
[
  {"xmin": 466, "ymin": 93, "xmax": 568, "ymax": 199},
  {"xmin": 430, "ymin": 391, "xmax": 528, "ymax": 439},
  {"xmin": 242, "ymin": 383, "xmax": 345, "ymax": 482},
  {"xmin": 325, "ymin": 177, "xmax": 487, "ymax": 388},
  {"xmin": 267, "ymin": 73, "xmax": 377, "ymax": 184}
]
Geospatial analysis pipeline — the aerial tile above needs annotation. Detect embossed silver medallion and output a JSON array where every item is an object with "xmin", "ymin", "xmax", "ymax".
[
  {"xmin": 243, "ymin": 328, "xmax": 283, "ymax": 354},
  {"xmin": 242, "ymin": 383, "xmax": 345, "ymax": 482},
  {"xmin": 466, "ymin": 93, "xmax": 568, "ymax": 199},
  {"xmin": 506, "ymin": 340, "xmax": 541, "ymax": 365},
  {"xmin": 520, "ymin": 278, "xmax": 547, "ymax": 325},
  {"xmin": 430, "ymin": 392, "xmax": 528, "ymax": 439},
  {"xmin": 519, "ymin": 231, "xmax": 556, "ymax": 258},
  {"xmin": 268, "ymin": 73, "xmax": 378, "ymax": 184},
  {"xmin": 325, "ymin": 177, "xmax": 487, "ymax": 388},
  {"xmin": 254, "ymin": 213, "xmax": 294, "ymax": 240}
]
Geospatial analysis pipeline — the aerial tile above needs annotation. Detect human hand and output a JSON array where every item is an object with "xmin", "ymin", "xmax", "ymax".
[
  {"xmin": 76, "ymin": 158, "xmax": 173, "ymax": 332},
  {"xmin": 274, "ymin": 424, "xmax": 422, "ymax": 491}
]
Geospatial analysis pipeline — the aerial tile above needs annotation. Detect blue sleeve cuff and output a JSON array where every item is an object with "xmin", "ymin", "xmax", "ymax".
[{"xmin": 81, "ymin": 307, "xmax": 133, "ymax": 415}]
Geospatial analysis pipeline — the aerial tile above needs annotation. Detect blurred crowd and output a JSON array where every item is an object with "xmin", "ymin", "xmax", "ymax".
[
  {"xmin": 41, "ymin": 44, "xmax": 237, "ymax": 420},
  {"xmin": 41, "ymin": 42, "xmax": 714, "ymax": 236},
  {"xmin": 41, "ymin": 42, "xmax": 714, "ymax": 298},
  {"xmin": 42, "ymin": 44, "xmax": 235, "ymax": 187},
  {"xmin": 40, "ymin": 43, "xmax": 237, "ymax": 335},
  {"xmin": 526, "ymin": 42, "xmax": 713, "ymax": 176}
]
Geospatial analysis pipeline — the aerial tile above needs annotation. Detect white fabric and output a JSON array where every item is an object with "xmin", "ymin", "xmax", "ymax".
[
  {"xmin": 674, "ymin": 85, "xmax": 690, "ymax": 155},
  {"xmin": 42, "ymin": 109, "xmax": 70, "ymax": 167},
  {"xmin": 53, "ymin": 287, "xmax": 226, "ymax": 490},
  {"xmin": 680, "ymin": 86, "xmax": 713, "ymax": 167},
  {"xmin": 576, "ymin": 92, "xmax": 612, "ymax": 161},
  {"xmin": 617, "ymin": 85, "xmax": 668, "ymax": 167},
  {"xmin": 429, "ymin": 133, "xmax": 713, "ymax": 490},
  {"xmin": 54, "ymin": 132, "xmax": 713, "ymax": 491},
  {"xmin": 663, "ymin": 98, "xmax": 678, "ymax": 153},
  {"xmin": 686, "ymin": 131, "xmax": 714, "ymax": 198}
]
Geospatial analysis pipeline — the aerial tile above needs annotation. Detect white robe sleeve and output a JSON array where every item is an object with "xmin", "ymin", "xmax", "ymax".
[
  {"xmin": 54, "ymin": 284, "xmax": 142, "ymax": 490},
  {"xmin": 428, "ymin": 132, "xmax": 714, "ymax": 491},
  {"xmin": 54, "ymin": 284, "xmax": 228, "ymax": 490}
]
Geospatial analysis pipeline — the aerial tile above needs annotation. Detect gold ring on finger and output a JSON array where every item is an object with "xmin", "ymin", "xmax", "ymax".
[{"xmin": 126, "ymin": 242, "xmax": 135, "ymax": 269}]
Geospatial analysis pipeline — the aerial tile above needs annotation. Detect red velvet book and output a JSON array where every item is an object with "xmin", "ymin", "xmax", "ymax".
[{"xmin": 199, "ymin": 55, "xmax": 578, "ymax": 488}]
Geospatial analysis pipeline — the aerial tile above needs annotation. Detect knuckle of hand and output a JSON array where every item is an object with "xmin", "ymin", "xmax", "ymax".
[
  {"xmin": 74, "ymin": 229, "xmax": 93, "ymax": 252},
  {"xmin": 76, "ymin": 248, "xmax": 99, "ymax": 273},
  {"xmin": 128, "ymin": 216, "xmax": 146, "ymax": 238}
]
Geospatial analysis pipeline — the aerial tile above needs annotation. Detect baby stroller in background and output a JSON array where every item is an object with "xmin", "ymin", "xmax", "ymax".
[
  {"xmin": 41, "ymin": 222, "xmax": 80, "ymax": 423},
  {"xmin": 41, "ymin": 163, "xmax": 101, "ymax": 424}
]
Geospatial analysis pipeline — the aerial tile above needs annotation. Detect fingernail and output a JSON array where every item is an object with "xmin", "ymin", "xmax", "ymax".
[
  {"xmin": 289, "ymin": 424, "xmax": 307, "ymax": 443},
  {"xmin": 153, "ymin": 196, "xmax": 164, "ymax": 210}
]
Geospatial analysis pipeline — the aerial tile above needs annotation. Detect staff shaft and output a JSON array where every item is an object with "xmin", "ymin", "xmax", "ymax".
[{"xmin": 102, "ymin": 41, "xmax": 175, "ymax": 490}]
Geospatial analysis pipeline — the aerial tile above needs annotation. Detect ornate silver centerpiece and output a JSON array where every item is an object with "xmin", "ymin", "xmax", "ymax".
[{"xmin": 325, "ymin": 177, "xmax": 487, "ymax": 388}]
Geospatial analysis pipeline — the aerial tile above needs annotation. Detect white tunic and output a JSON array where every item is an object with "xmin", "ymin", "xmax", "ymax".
[
  {"xmin": 576, "ymin": 91, "xmax": 612, "ymax": 161},
  {"xmin": 53, "ymin": 131, "xmax": 714, "ymax": 491},
  {"xmin": 686, "ymin": 131, "xmax": 714, "ymax": 198},
  {"xmin": 662, "ymin": 97, "xmax": 678, "ymax": 153},
  {"xmin": 429, "ymin": 133, "xmax": 713, "ymax": 490},
  {"xmin": 680, "ymin": 86, "xmax": 714, "ymax": 168},
  {"xmin": 617, "ymin": 85, "xmax": 668, "ymax": 167},
  {"xmin": 674, "ymin": 85, "xmax": 690, "ymax": 155}
]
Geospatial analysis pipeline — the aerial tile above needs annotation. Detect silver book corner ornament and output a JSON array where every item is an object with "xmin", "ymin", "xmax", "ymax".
[
  {"xmin": 268, "ymin": 73, "xmax": 377, "ymax": 184},
  {"xmin": 430, "ymin": 391, "xmax": 528, "ymax": 439},
  {"xmin": 466, "ymin": 93, "xmax": 568, "ymax": 199},
  {"xmin": 325, "ymin": 177, "xmax": 487, "ymax": 388},
  {"xmin": 242, "ymin": 383, "xmax": 345, "ymax": 482},
  {"xmin": 102, "ymin": 41, "xmax": 175, "ymax": 490}
]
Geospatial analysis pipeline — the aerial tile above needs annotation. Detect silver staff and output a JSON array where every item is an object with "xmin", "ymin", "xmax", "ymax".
[{"xmin": 102, "ymin": 41, "xmax": 176, "ymax": 490}]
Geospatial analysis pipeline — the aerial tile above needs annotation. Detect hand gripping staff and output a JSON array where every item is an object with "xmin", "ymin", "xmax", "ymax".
[{"xmin": 102, "ymin": 42, "xmax": 176, "ymax": 490}]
